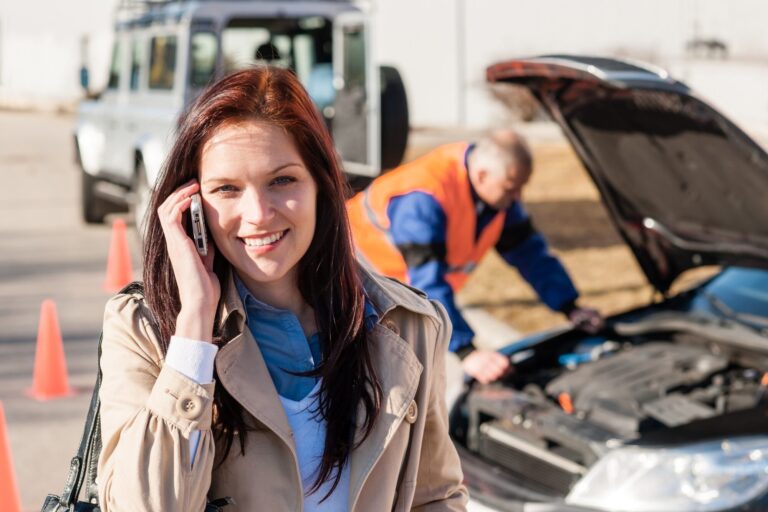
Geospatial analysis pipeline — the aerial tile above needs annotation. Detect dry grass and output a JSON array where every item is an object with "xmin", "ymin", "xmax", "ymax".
[{"xmin": 405, "ymin": 139, "xmax": 718, "ymax": 334}]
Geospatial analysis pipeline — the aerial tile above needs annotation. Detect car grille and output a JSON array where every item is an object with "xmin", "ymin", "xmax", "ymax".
[{"xmin": 477, "ymin": 420, "xmax": 586, "ymax": 495}]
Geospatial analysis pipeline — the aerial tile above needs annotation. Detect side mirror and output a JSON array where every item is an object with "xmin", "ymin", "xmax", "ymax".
[{"xmin": 80, "ymin": 66, "xmax": 90, "ymax": 91}]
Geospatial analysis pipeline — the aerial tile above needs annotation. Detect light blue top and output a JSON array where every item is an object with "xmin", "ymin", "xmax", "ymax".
[{"xmin": 279, "ymin": 380, "xmax": 351, "ymax": 511}]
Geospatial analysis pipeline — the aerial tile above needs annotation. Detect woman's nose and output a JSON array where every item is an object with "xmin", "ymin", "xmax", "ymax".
[{"xmin": 241, "ymin": 188, "xmax": 275, "ymax": 224}]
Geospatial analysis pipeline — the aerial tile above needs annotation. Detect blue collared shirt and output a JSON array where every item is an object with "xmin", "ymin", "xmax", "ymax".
[{"xmin": 235, "ymin": 274, "xmax": 378, "ymax": 401}]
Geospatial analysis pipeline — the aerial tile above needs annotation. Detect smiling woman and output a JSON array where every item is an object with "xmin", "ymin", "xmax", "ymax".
[
  {"xmin": 199, "ymin": 120, "xmax": 318, "ymax": 297},
  {"xmin": 94, "ymin": 66, "xmax": 467, "ymax": 512}
]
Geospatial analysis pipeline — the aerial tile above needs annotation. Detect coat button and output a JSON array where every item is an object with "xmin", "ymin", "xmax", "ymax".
[
  {"xmin": 404, "ymin": 400, "xmax": 418, "ymax": 424},
  {"xmin": 176, "ymin": 394, "xmax": 203, "ymax": 419},
  {"xmin": 383, "ymin": 319, "xmax": 400, "ymax": 336}
]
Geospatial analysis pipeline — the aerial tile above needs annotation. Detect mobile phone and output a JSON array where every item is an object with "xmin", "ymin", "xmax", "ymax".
[{"xmin": 189, "ymin": 193, "xmax": 208, "ymax": 256}]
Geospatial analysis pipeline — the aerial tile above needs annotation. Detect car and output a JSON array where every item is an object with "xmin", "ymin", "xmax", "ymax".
[
  {"xmin": 74, "ymin": 0, "xmax": 409, "ymax": 230},
  {"xmin": 452, "ymin": 55, "xmax": 768, "ymax": 512}
]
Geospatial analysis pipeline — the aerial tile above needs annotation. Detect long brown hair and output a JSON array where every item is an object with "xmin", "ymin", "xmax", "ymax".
[{"xmin": 142, "ymin": 66, "xmax": 381, "ymax": 496}]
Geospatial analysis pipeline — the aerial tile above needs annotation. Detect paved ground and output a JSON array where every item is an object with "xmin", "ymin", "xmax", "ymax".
[
  {"xmin": 0, "ymin": 110, "xmax": 142, "ymax": 509},
  {"xmin": 0, "ymin": 109, "xmax": 504, "ymax": 511}
]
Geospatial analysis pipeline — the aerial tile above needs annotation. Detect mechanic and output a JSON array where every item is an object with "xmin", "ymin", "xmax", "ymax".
[{"xmin": 347, "ymin": 130, "xmax": 604, "ymax": 384}]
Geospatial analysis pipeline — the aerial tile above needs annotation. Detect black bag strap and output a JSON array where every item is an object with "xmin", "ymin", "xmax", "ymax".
[{"xmin": 59, "ymin": 282, "xmax": 143, "ymax": 507}]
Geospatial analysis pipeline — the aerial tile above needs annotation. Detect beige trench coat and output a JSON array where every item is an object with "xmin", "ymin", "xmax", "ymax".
[{"xmin": 97, "ymin": 267, "xmax": 468, "ymax": 511}]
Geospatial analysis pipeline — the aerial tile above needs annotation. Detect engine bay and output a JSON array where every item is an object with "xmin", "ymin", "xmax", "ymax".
[{"xmin": 458, "ymin": 315, "xmax": 768, "ymax": 496}]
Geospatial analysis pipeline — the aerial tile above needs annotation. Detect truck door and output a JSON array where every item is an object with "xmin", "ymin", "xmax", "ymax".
[
  {"xmin": 332, "ymin": 11, "xmax": 379, "ymax": 177},
  {"xmin": 101, "ymin": 33, "xmax": 131, "ymax": 176}
]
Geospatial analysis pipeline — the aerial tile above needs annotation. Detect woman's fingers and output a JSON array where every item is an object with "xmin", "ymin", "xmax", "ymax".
[
  {"xmin": 202, "ymin": 241, "xmax": 216, "ymax": 272},
  {"xmin": 158, "ymin": 181, "xmax": 197, "ymax": 217},
  {"xmin": 159, "ymin": 181, "xmax": 199, "ymax": 240},
  {"xmin": 168, "ymin": 179, "xmax": 199, "ymax": 203},
  {"xmin": 168, "ymin": 196, "xmax": 193, "ymax": 224}
]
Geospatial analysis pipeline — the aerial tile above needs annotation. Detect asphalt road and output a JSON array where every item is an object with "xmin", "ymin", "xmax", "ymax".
[
  {"xmin": 0, "ymin": 109, "xmax": 142, "ymax": 510},
  {"xmin": 0, "ymin": 109, "xmax": 499, "ymax": 511}
]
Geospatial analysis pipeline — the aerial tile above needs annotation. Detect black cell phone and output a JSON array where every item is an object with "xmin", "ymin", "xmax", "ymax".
[{"xmin": 189, "ymin": 193, "xmax": 208, "ymax": 256}]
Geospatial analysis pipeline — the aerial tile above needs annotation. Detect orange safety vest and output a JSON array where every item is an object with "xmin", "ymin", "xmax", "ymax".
[{"xmin": 347, "ymin": 142, "xmax": 505, "ymax": 291}]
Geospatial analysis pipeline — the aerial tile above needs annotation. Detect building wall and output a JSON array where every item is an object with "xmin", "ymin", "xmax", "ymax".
[
  {"xmin": 2, "ymin": 0, "xmax": 767, "ymax": 128},
  {"xmin": 373, "ymin": 0, "xmax": 768, "ymax": 129},
  {"xmin": 0, "ymin": 0, "xmax": 118, "ymax": 108}
]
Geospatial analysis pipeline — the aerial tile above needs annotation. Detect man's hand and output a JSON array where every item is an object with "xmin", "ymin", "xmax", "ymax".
[
  {"xmin": 462, "ymin": 349, "xmax": 511, "ymax": 384},
  {"xmin": 568, "ymin": 306, "xmax": 604, "ymax": 334}
]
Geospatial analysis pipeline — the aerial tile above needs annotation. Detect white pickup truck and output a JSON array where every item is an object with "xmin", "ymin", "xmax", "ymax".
[{"xmin": 74, "ymin": 0, "xmax": 408, "ymax": 229}]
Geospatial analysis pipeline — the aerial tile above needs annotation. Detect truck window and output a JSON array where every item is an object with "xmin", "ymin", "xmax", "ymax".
[
  {"xmin": 130, "ymin": 38, "xmax": 143, "ymax": 91},
  {"xmin": 190, "ymin": 32, "xmax": 218, "ymax": 87},
  {"xmin": 342, "ymin": 25, "xmax": 366, "ymax": 90},
  {"xmin": 222, "ymin": 25, "xmax": 272, "ymax": 74},
  {"xmin": 221, "ymin": 18, "xmax": 332, "ymax": 80},
  {"xmin": 149, "ymin": 35, "xmax": 177, "ymax": 90},
  {"xmin": 107, "ymin": 40, "xmax": 122, "ymax": 90}
]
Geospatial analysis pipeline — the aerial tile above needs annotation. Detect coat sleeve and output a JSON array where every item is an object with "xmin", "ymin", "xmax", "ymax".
[
  {"xmin": 411, "ymin": 300, "xmax": 469, "ymax": 511},
  {"xmin": 497, "ymin": 202, "xmax": 579, "ymax": 311},
  {"xmin": 97, "ymin": 293, "xmax": 216, "ymax": 512}
]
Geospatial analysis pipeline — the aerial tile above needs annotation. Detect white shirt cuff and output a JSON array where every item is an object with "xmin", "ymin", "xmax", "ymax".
[{"xmin": 165, "ymin": 335, "xmax": 219, "ymax": 384}]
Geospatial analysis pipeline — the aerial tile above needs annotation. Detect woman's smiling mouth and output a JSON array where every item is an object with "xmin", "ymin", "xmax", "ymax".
[{"xmin": 239, "ymin": 229, "xmax": 289, "ymax": 253}]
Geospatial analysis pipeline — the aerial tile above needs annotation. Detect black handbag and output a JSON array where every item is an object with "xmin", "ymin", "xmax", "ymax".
[{"xmin": 40, "ymin": 283, "xmax": 233, "ymax": 512}]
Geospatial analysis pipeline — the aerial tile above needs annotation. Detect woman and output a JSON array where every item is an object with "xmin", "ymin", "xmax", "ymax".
[{"xmin": 97, "ymin": 66, "xmax": 467, "ymax": 511}]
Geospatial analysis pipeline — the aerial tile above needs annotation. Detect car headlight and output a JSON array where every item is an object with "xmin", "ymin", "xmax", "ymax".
[{"xmin": 565, "ymin": 436, "xmax": 768, "ymax": 511}]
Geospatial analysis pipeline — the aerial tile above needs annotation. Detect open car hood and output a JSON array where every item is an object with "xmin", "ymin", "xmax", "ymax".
[{"xmin": 487, "ymin": 55, "xmax": 768, "ymax": 292}]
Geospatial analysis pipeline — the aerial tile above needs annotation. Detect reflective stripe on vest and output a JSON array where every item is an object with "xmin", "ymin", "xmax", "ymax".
[
  {"xmin": 364, "ymin": 187, "xmax": 477, "ymax": 275},
  {"xmin": 362, "ymin": 187, "xmax": 397, "ymax": 247}
]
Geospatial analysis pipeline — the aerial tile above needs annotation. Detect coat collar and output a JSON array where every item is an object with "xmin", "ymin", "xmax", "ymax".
[
  {"xmin": 213, "ymin": 266, "xmax": 429, "ymax": 507},
  {"xmin": 216, "ymin": 264, "xmax": 437, "ymax": 334},
  {"xmin": 357, "ymin": 263, "xmax": 437, "ymax": 321}
]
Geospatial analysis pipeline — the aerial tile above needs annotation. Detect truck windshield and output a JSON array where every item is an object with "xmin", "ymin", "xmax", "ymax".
[{"xmin": 222, "ymin": 17, "xmax": 334, "ymax": 105}]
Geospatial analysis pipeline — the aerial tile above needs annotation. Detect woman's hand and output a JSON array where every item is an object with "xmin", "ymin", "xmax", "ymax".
[{"xmin": 157, "ymin": 179, "xmax": 220, "ymax": 342}]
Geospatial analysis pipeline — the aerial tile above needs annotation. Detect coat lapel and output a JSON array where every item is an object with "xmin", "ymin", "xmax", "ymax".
[
  {"xmin": 213, "ymin": 272, "xmax": 296, "ymax": 453},
  {"xmin": 347, "ymin": 322, "xmax": 424, "ymax": 510},
  {"xmin": 215, "ymin": 329, "xmax": 295, "ymax": 449}
]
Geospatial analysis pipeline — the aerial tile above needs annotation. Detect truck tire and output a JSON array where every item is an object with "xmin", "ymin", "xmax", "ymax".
[
  {"xmin": 81, "ymin": 169, "xmax": 107, "ymax": 224},
  {"xmin": 379, "ymin": 65, "xmax": 409, "ymax": 171}
]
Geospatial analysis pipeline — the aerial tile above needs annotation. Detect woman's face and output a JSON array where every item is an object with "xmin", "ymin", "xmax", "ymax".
[{"xmin": 199, "ymin": 119, "xmax": 317, "ymax": 292}]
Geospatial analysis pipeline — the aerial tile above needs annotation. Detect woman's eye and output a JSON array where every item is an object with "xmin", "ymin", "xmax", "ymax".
[
  {"xmin": 271, "ymin": 176, "xmax": 296, "ymax": 186},
  {"xmin": 213, "ymin": 184, "xmax": 238, "ymax": 194}
]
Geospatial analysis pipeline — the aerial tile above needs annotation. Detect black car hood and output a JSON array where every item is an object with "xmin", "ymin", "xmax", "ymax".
[{"xmin": 487, "ymin": 55, "xmax": 768, "ymax": 292}]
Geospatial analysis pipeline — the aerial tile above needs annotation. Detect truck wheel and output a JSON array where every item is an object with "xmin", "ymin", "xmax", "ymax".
[
  {"xmin": 380, "ymin": 65, "xmax": 409, "ymax": 170},
  {"xmin": 132, "ymin": 160, "xmax": 152, "ymax": 239},
  {"xmin": 81, "ymin": 169, "xmax": 106, "ymax": 224}
]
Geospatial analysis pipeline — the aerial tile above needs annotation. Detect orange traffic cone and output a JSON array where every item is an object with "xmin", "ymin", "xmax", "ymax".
[
  {"xmin": 27, "ymin": 300, "xmax": 73, "ymax": 401},
  {"xmin": 104, "ymin": 218, "xmax": 134, "ymax": 292},
  {"xmin": 0, "ymin": 402, "xmax": 22, "ymax": 512}
]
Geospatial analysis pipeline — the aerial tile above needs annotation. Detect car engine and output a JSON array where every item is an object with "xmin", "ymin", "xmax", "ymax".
[{"xmin": 461, "ymin": 328, "xmax": 768, "ymax": 496}]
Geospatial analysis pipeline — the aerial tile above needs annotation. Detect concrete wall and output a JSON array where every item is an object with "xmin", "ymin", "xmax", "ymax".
[
  {"xmin": 372, "ymin": 0, "xmax": 768, "ymax": 129},
  {"xmin": 2, "ymin": 0, "xmax": 768, "ymax": 129},
  {"xmin": 0, "ymin": 0, "xmax": 118, "ymax": 108}
]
